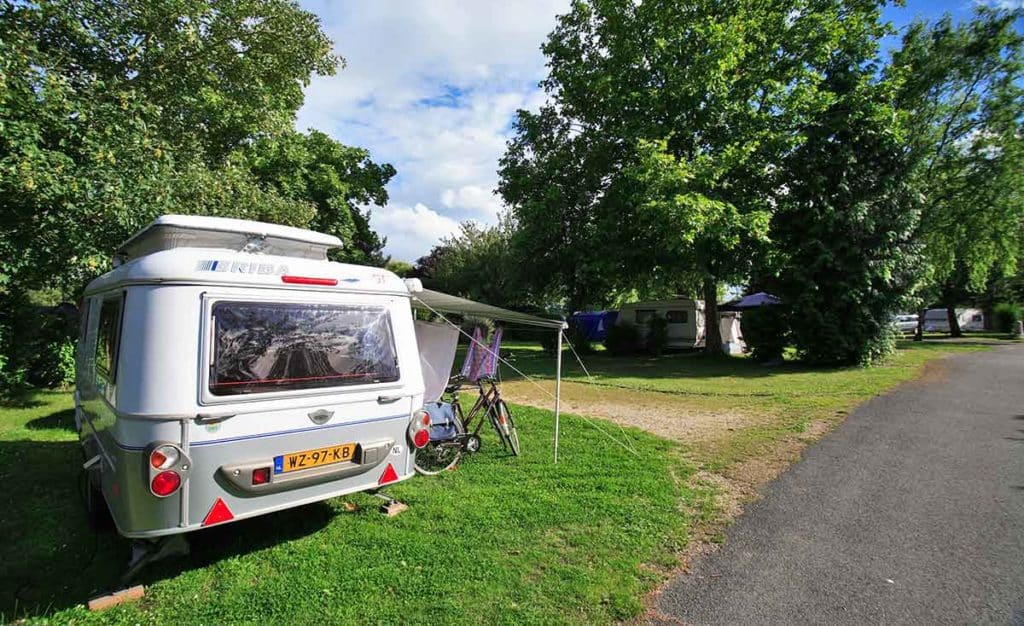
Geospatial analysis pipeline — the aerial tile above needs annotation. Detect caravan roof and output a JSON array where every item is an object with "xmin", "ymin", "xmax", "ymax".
[
  {"xmin": 85, "ymin": 215, "xmax": 407, "ymax": 296},
  {"xmin": 117, "ymin": 214, "xmax": 343, "ymax": 261}
]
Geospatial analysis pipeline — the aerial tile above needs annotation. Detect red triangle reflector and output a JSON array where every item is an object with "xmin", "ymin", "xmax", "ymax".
[
  {"xmin": 202, "ymin": 497, "xmax": 235, "ymax": 526},
  {"xmin": 378, "ymin": 463, "xmax": 399, "ymax": 486}
]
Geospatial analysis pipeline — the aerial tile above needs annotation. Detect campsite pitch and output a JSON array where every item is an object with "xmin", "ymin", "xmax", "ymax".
[
  {"xmin": 0, "ymin": 340, "xmax": 998, "ymax": 624},
  {"xmin": 0, "ymin": 394, "xmax": 712, "ymax": 624}
]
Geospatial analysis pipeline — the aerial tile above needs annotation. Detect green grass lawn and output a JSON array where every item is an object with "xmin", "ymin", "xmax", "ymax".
[
  {"xmin": 497, "ymin": 339, "xmax": 995, "ymax": 467},
  {"xmin": 0, "ymin": 393, "xmax": 712, "ymax": 624},
  {"xmin": 1, "ymin": 337, "xmax": 1003, "ymax": 623}
]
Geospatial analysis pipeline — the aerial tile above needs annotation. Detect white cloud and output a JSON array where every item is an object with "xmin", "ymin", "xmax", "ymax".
[
  {"xmin": 296, "ymin": 0, "xmax": 568, "ymax": 261},
  {"xmin": 369, "ymin": 203, "xmax": 461, "ymax": 263},
  {"xmin": 441, "ymin": 185, "xmax": 502, "ymax": 221}
]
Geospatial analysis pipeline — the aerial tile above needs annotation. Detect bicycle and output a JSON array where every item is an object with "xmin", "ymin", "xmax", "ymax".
[{"xmin": 413, "ymin": 375, "xmax": 520, "ymax": 475}]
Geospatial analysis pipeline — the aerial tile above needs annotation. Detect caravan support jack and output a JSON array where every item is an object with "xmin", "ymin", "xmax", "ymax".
[
  {"xmin": 371, "ymin": 491, "xmax": 408, "ymax": 517},
  {"xmin": 122, "ymin": 534, "xmax": 190, "ymax": 584}
]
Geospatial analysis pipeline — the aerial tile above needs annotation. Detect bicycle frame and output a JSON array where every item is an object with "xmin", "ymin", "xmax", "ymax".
[{"xmin": 445, "ymin": 377, "xmax": 506, "ymax": 439}]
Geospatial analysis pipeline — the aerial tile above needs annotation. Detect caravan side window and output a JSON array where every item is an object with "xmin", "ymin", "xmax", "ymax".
[
  {"xmin": 635, "ymin": 309, "xmax": 655, "ymax": 325},
  {"xmin": 666, "ymin": 310, "xmax": 688, "ymax": 324},
  {"xmin": 95, "ymin": 296, "xmax": 124, "ymax": 383},
  {"xmin": 209, "ymin": 302, "xmax": 400, "ymax": 396}
]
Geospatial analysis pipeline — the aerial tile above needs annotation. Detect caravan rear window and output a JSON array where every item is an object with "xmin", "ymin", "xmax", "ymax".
[{"xmin": 209, "ymin": 302, "xmax": 400, "ymax": 396}]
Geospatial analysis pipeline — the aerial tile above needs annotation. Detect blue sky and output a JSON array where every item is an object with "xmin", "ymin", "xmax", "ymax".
[{"xmin": 295, "ymin": 0, "xmax": 1020, "ymax": 262}]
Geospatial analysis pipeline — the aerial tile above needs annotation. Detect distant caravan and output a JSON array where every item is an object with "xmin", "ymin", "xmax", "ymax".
[{"xmin": 922, "ymin": 308, "xmax": 986, "ymax": 333}]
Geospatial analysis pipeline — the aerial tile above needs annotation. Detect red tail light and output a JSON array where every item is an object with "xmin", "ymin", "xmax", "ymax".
[
  {"xmin": 409, "ymin": 408, "xmax": 431, "ymax": 449},
  {"xmin": 252, "ymin": 467, "xmax": 271, "ymax": 485},
  {"xmin": 413, "ymin": 428, "xmax": 430, "ymax": 448},
  {"xmin": 151, "ymin": 470, "xmax": 181, "ymax": 496}
]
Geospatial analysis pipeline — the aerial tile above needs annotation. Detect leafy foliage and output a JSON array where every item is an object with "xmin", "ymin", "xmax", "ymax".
[
  {"xmin": 887, "ymin": 8, "xmax": 1024, "ymax": 318},
  {"xmin": 384, "ymin": 260, "xmax": 414, "ymax": 278},
  {"xmin": 645, "ymin": 316, "xmax": 669, "ymax": 356},
  {"xmin": 604, "ymin": 323, "xmax": 640, "ymax": 356},
  {"xmin": 566, "ymin": 323, "xmax": 595, "ymax": 356},
  {"xmin": 245, "ymin": 130, "xmax": 396, "ymax": 266},
  {"xmin": 500, "ymin": 0, "xmax": 896, "ymax": 354},
  {"xmin": 992, "ymin": 302, "xmax": 1022, "ymax": 334},
  {"xmin": 0, "ymin": 0, "xmax": 395, "ymax": 391},
  {"xmin": 771, "ymin": 59, "xmax": 919, "ymax": 365},
  {"xmin": 740, "ymin": 307, "xmax": 790, "ymax": 363},
  {"xmin": 415, "ymin": 220, "xmax": 533, "ymax": 310}
]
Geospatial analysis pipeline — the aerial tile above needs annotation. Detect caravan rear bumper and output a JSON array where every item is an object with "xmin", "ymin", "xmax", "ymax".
[
  {"xmin": 216, "ymin": 437, "xmax": 395, "ymax": 495},
  {"xmin": 103, "ymin": 413, "xmax": 415, "ymax": 538}
]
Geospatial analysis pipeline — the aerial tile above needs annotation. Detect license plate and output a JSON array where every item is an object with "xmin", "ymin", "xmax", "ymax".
[{"xmin": 274, "ymin": 443, "xmax": 357, "ymax": 474}]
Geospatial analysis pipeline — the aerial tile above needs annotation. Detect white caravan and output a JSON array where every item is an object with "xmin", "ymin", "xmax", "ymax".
[
  {"xmin": 922, "ymin": 308, "xmax": 986, "ymax": 333},
  {"xmin": 76, "ymin": 215, "xmax": 432, "ymax": 548},
  {"xmin": 616, "ymin": 299, "xmax": 743, "ymax": 353}
]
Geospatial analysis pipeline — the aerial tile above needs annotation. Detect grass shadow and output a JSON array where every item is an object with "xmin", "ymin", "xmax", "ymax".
[
  {"xmin": 0, "ymin": 392, "xmax": 46, "ymax": 410},
  {"xmin": 0, "ymin": 433, "xmax": 337, "ymax": 620},
  {"xmin": 24, "ymin": 408, "xmax": 77, "ymax": 432}
]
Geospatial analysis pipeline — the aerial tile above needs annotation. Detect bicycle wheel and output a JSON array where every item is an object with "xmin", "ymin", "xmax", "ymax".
[
  {"xmin": 493, "ymin": 399, "xmax": 520, "ymax": 456},
  {"xmin": 414, "ymin": 417, "xmax": 466, "ymax": 475}
]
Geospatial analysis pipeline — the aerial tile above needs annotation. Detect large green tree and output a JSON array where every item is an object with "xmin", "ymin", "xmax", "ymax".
[
  {"xmin": 414, "ymin": 219, "xmax": 535, "ymax": 310},
  {"xmin": 886, "ymin": 8, "xmax": 1024, "ymax": 337},
  {"xmin": 0, "ymin": 0, "xmax": 394, "ymax": 391},
  {"xmin": 245, "ymin": 130, "xmax": 397, "ymax": 266},
  {"xmin": 500, "ymin": 0, "xmax": 891, "ymax": 354},
  {"xmin": 770, "ymin": 61, "xmax": 922, "ymax": 364}
]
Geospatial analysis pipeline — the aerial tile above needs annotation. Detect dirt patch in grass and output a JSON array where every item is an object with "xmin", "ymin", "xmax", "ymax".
[{"xmin": 502, "ymin": 379, "xmax": 769, "ymax": 444}]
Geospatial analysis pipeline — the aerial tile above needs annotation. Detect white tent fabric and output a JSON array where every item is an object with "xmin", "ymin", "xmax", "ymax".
[
  {"xmin": 411, "ymin": 289, "xmax": 566, "ymax": 329},
  {"xmin": 720, "ymin": 314, "xmax": 745, "ymax": 355},
  {"xmin": 408, "ymin": 285, "xmax": 568, "ymax": 462},
  {"xmin": 414, "ymin": 320, "xmax": 460, "ymax": 402},
  {"xmin": 720, "ymin": 315, "xmax": 741, "ymax": 343}
]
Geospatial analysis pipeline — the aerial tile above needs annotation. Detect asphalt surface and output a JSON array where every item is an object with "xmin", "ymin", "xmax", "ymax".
[{"xmin": 655, "ymin": 343, "xmax": 1024, "ymax": 625}]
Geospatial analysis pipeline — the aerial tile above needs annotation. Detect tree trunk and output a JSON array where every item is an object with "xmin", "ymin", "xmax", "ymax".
[
  {"xmin": 914, "ymin": 308, "xmax": 925, "ymax": 342},
  {"xmin": 703, "ymin": 277, "xmax": 724, "ymax": 356},
  {"xmin": 946, "ymin": 305, "xmax": 962, "ymax": 337}
]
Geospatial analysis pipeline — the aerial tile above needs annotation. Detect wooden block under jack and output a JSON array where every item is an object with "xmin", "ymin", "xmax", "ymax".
[
  {"xmin": 88, "ymin": 585, "xmax": 145, "ymax": 611},
  {"xmin": 380, "ymin": 501, "xmax": 409, "ymax": 517}
]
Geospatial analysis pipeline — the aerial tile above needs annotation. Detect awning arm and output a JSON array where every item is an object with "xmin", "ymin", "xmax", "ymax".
[{"xmin": 410, "ymin": 287, "xmax": 567, "ymax": 329}]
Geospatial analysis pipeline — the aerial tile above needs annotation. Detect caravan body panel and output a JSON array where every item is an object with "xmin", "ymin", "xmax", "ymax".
[{"xmin": 76, "ymin": 217, "xmax": 425, "ymax": 537}]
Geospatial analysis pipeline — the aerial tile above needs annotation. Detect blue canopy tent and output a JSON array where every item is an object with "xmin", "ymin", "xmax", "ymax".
[
  {"xmin": 567, "ymin": 311, "xmax": 619, "ymax": 342},
  {"xmin": 720, "ymin": 292, "xmax": 782, "ymax": 311}
]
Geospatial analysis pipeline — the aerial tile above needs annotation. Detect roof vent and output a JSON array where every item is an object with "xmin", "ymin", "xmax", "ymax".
[{"xmin": 116, "ymin": 215, "xmax": 342, "ymax": 261}]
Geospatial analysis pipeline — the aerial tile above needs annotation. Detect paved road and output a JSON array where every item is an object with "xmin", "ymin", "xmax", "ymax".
[{"xmin": 655, "ymin": 344, "xmax": 1024, "ymax": 625}]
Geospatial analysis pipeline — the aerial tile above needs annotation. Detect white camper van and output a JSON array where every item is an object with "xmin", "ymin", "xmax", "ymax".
[
  {"xmin": 616, "ymin": 299, "xmax": 743, "ymax": 352},
  {"xmin": 922, "ymin": 308, "xmax": 986, "ymax": 333},
  {"xmin": 75, "ymin": 215, "xmax": 431, "ymax": 546}
]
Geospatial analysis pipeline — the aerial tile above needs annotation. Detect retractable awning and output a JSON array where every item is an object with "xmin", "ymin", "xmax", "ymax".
[
  {"xmin": 410, "ymin": 288, "xmax": 567, "ymax": 329},
  {"xmin": 405, "ymin": 282, "xmax": 568, "ymax": 463}
]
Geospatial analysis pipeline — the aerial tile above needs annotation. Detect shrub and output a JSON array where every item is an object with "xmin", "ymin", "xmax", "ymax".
[
  {"xmin": 740, "ymin": 306, "xmax": 790, "ymax": 362},
  {"xmin": 645, "ymin": 316, "xmax": 669, "ymax": 356},
  {"xmin": 566, "ymin": 322, "xmax": 595, "ymax": 355},
  {"xmin": 992, "ymin": 302, "xmax": 1022, "ymax": 334},
  {"xmin": 0, "ymin": 321, "xmax": 28, "ymax": 398},
  {"xmin": 604, "ymin": 323, "xmax": 640, "ymax": 356},
  {"xmin": 7, "ymin": 303, "xmax": 81, "ymax": 391},
  {"xmin": 540, "ymin": 331, "xmax": 558, "ymax": 354}
]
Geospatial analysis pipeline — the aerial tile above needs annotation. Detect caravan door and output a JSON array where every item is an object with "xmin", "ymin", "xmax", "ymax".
[{"xmin": 665, "ymin": 309, "xmax": 697, "ymax": 347}]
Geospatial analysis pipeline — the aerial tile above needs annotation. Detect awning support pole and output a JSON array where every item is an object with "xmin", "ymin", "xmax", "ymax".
[{"xmin": 554, "ymin": 328, "xmax": 563, "ymax": 464}]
